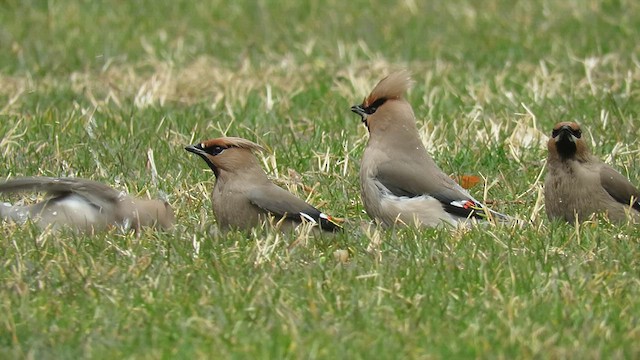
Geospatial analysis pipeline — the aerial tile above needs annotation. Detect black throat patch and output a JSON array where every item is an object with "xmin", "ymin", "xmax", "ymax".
[{"xmin": 556, "ymin": 135, "xmax": 577, "ymax": 159}]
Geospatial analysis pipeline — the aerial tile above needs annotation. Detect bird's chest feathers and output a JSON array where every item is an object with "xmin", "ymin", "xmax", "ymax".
[
  {"xmin": 361, "ymin": 149, "xmax": 385, "ymax": 177},
  {"xmin": 360, "ymin": 148, "xmax": 388, "ymax": 193},
  {"xmin": 557, "ymin": 160, "xmax": 598, "ymax": 183},
  {"xmin": 548, "ymin": 160, "xmax": 601, "ymax": 202},
  {"xmin": 212, "ymin": 177, "xmax": 261, "ymax": 223},
  {"xmin": 213, "ymin": 179, "xmax": 250, "ymax": 205}
]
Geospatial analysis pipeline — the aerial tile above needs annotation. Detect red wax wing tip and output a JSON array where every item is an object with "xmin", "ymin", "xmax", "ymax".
[{"xmin": 463, "ymin": 200, "xmax": 474, "ymax": 209}]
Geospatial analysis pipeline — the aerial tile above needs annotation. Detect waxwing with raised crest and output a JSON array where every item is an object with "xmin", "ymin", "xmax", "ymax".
[{"xmin": 350, "ymin": 70, "xmax": 512, "ymax": 227}]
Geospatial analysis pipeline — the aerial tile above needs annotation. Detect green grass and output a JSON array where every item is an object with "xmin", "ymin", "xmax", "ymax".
[{"xmin": 2, "ymin": 0, "xmax": 640, "ymax": 358}]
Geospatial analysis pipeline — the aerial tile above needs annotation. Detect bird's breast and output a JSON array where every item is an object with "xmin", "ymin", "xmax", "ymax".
[{"xmin": 212, "ymin": 182, "xmax": 262, "ymax": 229}]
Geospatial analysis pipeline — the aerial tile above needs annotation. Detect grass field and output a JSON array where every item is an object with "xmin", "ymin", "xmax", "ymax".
[{"xmin": 2, "ymin": 0, "xmax": 640, "ymax": 358}]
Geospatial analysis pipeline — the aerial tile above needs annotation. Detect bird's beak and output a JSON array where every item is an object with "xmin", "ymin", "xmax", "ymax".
[
  {"xmin": 351, "ymin": 104, "xmax": 368, "ymax": 123},
  {"xmin": 185, "ymin": 143, "xmax": 219, "ymax": 174},
  {"xmin": 185, "ymin": 143, "xmax": 206, "ymax": 157},
  {"xmin": 555, "ymin": 126, "xmax": 576, "ymax": 143}
]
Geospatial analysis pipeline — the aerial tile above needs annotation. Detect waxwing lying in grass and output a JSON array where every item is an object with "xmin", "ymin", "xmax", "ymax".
[{"xmin": 0, "ymin": 177, "xmax": 174, "ymax": 233}]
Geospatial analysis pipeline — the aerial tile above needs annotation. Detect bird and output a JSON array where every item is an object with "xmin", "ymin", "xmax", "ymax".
[
  {"xmin": 0, "ymin": 177, "xmax": 175, "ymax": 233},
  {"xmin": 544, "ymin": 121, "xmax": 640, "ymax": 223},
  {"xmin": 350, "ymin": 70, "xmax": 511, "ymax": 228},
  {"xmin": 184, "ymin": 136, "xmax": 342, "ymax": 232}
]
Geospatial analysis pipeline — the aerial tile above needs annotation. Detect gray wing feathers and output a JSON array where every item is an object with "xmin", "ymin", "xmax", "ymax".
[
  {"xmin": 375, "ymin": 161, "xmax": 511, "ymax": 222},
  {"xmin": 0, "ymin": 177, "xmax": 122, "ymax": 208},
  {"xmin": 375, "ymin": 161, "xmax": 474, "ymax": 203},
  {"xmin": 248, "ymin": 185, "xmax": 320, "ymax": 219},
  {"xmin": 599, "ymin": 165, "xmax": 640, "ymax": 209}
]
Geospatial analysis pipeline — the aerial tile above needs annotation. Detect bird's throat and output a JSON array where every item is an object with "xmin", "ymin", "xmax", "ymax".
[{"xmin": 556, "ymin": 138, "xmax": 577, "ymax": 159}]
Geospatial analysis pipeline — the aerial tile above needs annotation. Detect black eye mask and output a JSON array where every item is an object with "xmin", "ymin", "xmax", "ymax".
[
  {"xmin": 364, "ymin": 97, "xmax": 388, "ymax": 115},
  {"xmin": 552, "ymin": 127, "xmax": 581, "ymax": 139},
  {"xmin": 204, "ymin": 145, "xmax": 226, "ymax": 156}
]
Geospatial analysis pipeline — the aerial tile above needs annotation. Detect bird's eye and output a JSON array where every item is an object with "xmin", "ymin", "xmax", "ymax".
[
  {"xmin": 365, "ymin": 97, "xmax": 388, "ymax": 115},
  {"xmin": 206, "ymin": 145, "xmax": 225, "ymax": 156},
  {"xmin": 572, "ymin": 129, "xmax": 582, "ymax": 138},
  {"xmin": 551, "ymin": 126, "xmax": 581, "ymax": 139}
]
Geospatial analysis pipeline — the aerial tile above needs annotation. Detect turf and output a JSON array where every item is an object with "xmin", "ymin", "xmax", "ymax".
[{"xmin": 1, "ymin": 0, "xmax": 640, "ymax": 358}]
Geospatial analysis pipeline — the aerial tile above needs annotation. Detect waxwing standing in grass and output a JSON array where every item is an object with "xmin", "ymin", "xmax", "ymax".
[
  {"xmin": 185, "ymin": 137, "xmax": 342, "ymax": 232},
  {"xmin": 350, "ymin": 70, "xmax": 512, "ymax": 227},
  {"xmin": 0, "ymin": 177, "xmax": 175, "ymax": 233},
  {"xmin": 544, "ymin": 121, "xmax": 640, "ymax": 223}
]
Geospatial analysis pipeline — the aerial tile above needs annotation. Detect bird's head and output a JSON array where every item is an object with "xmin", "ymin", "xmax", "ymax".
[
  {"xmin": 185, "ymin": 137, "xmax": 265, "ymax": 176},
  {"xmin": 351, "ymin": 70, "xmax": 415, "ymax": 133},
  {"xmin": 548, "ymin": 121, "xmax": 590, "ymax": 161}
]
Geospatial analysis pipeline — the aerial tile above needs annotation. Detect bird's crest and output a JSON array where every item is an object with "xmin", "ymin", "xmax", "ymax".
[
  {"xmin": 200, "ymin": 137, "xmax": 265, "ymax": 152},
  {"xmin": 363, "ymin": 70, "xmax": 414, "ymax": 107}
]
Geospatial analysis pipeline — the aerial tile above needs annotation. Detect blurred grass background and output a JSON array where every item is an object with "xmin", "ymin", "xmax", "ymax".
[{"xmin": 1, "ymin": 0, "xmax": 640, "ymax": 358}]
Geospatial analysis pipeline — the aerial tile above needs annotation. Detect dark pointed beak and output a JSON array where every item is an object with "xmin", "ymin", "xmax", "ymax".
[
  {"xmin": 185, "ymin": 143, "xmax": 206, "ymax": 156},
  {"xmin": 351, "ymin": 104, "xmax": 366, "ymax": 116},
  {"xmin": 556, "ymin": 126, "xmax": 575, "ymax": 142},
  {"xmin": 185, "ymin": 143, "xmax": 219, "ymax": 175},
  {"xmin": 351, "ymin": 104, "xmax": 368, "ymax": 124}
]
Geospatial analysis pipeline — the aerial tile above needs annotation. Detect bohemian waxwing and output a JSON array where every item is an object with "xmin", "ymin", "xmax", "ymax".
[
  {"xmin": 350, "ymin": 70, "xmax": 511, "ymax": 227},
  {"xmin": 544, "ymin": 121, "xmax": 640, "ymax": 223},
  {"xmin": 185, "ymin": 137, "xmax": 342, "ymax": 232},
  {"xmin": 0, "ymin": 177, "xmax": 175, "ymax": 232}
]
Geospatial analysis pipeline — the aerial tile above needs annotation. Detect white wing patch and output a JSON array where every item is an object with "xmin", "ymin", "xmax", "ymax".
[
  {"xmin": 450, "ymin": 200, "xmax": 476, "ymax": 209},
  {"xmin": 299, "ymin": 212, "xmax": 318, "ymax": 224}
]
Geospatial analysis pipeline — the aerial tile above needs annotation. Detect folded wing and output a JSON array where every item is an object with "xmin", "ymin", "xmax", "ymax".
[{"xmin": 248, "ymin": 185, "xmax": 342, "ymax": 231}]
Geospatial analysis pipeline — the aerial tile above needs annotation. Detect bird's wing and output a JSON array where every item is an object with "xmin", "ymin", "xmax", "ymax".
[
  {"xmin": 248, "ymin": 184, "xmax": 342, "ymax": 231},
  {"xmin": 375, "ymin": 160, "xmax": 503, "ymax": 220},
  {"xmin": 0, "ymin": 177, "xmax": 122, "ymax": 211},
  {"xmin": 599, "ymin": 165, "xmax": 640, "ymax": 211}
]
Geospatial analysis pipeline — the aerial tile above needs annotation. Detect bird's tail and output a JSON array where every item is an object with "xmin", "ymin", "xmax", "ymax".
[
  {"xmin": 485, "ymin": 207, "xmax": 524, "ymax": 226},
  {"xmin": 318, "ymin": 213, "xmax": 344, "ymax": 232}
]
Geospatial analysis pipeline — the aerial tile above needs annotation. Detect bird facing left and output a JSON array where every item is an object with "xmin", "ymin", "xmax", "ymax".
[
  {"xmin": 0, "ymin": 177, "xmax": 175, "ymax": 233},
  {"xmin": 185, "ymin": 136, "xmax": 342, "ymax": 232},
  {"xmin": 351, "ymin": 70, "xmax": 513, "ymax": 228}
]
